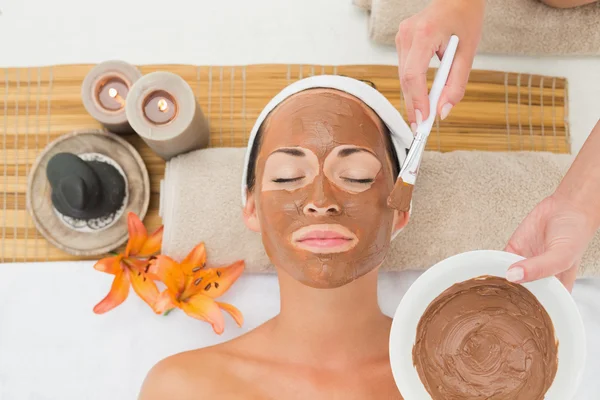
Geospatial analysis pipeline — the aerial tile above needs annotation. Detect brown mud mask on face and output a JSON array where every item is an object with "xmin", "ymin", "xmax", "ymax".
[
  {"xmin": 252, "ymin": 88, "xmax": 404, "ymax": 288},
  {"xmin": 413, "ymin": 275, "xmax": 558, "ymax": 400}
]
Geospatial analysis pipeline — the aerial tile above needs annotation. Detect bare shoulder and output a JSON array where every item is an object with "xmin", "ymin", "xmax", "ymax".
[
  {"xmin": 138, "ymin": 346, "xmax": 235, "ymax": 400},
  {"xmin": 138, "ymin": 327, "xmax": 271, "ymax": 400}
]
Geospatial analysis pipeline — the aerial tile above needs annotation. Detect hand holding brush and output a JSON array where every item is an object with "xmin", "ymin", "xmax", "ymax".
[{"xmin": 388, "ymin": 35, "xmax": 460, "ymax": 212}]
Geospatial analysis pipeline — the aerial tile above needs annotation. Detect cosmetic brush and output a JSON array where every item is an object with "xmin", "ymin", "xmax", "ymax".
[{"xmin": 390, "ymin": 35, "xmax": 460, "ymax": 212}]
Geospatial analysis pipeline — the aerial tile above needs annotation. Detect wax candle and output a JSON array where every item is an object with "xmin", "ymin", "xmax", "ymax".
[
  {"xmin": 81, "ymin": 61, "xmax": 142, "ymax": 134},
  {"xmin": 126, "ymin": 71, "xmax": 210, "ymax": 160}
]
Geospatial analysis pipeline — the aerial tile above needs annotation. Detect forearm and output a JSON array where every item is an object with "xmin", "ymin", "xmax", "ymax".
[{"xmin": 554, "ymin": 119, "xmax": 600, "ymax": 229}]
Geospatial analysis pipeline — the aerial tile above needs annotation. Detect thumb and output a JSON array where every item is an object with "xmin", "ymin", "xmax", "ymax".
[
  {"xmin": 506, "ymin": 249, "xmax": 573, "ymax": 284},
  {"xmin": 437, "ymin": 48, "xmax": 472, "ymax": 121}
]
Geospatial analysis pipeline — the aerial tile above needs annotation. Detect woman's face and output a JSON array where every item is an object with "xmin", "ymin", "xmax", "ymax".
[{"xmin": 245, "ymin": 88, "xmax": 406, "ymax": 288}]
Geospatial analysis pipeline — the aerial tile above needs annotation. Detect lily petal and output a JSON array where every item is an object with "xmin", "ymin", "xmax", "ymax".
[
  {"xmin": 123, "ymin": 257, "xmax": 152, "ymax": 274},
  {"xmin": 125, "ymin": 212, "xmax": 148, "ymax": 257},
  {"xmin": 93, "ymin": 255, "xmax": 123, "ymax": 275},
  {"xmin": 93, "ymin": 271, "xmax": 130, "ymax": 314},
  {"xmin": 146, "ymin": 271, "xmax": 162, "ymax": 281},
  {"xmin": 154, "ymin": 290, "xmax": 176, "ymax": 314},
  {"xmin": 145, "ymin": 258, "xmax": 162, "ymax": 281},
  {"xmin": 128, "ymin": 269, "xmax": 159, "ymax": 310},
  {"xmin": 136, "ymin": 225, "xmax": 164, "ymax": 258},
  {"xmin": 217, "ymin": 302, "xmax": 244, "ymax": 327},
  {"xmin": 153, "ymin": 255, "xmax": 186, "ymax": 295},
  {"xmin": 181, "ymin": 242, "xmax": 207, "ymax": 275},
  {"xmin": 201, "ymin": 260, "xmax": 245, "ymax": 299},
  {"xmin": 180, "ymin": 294, "xmax": 225, "ymax": 335}
]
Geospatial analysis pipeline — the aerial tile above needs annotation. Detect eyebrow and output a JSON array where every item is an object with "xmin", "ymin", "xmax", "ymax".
[
  {"xmin": 272, "ymin": 148, "xmax": 305, "ymax": 157},
  {"xmin": 337, "ymin": 148, "xmax": 374, "ymax": 157}
]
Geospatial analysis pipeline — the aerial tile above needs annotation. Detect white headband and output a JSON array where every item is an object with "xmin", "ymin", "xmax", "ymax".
[{"xmin": 241, "ymin": 75, "xmax": 414, "ymax": 205}]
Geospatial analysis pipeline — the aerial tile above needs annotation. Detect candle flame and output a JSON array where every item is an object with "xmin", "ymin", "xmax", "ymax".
[
  {"xmin": 157, "ymin": 98, "xmax": 169, "ymax": 112},
  {"xmin": 108, "ymin": 88, "xmax": 118, "ymax": 98}
]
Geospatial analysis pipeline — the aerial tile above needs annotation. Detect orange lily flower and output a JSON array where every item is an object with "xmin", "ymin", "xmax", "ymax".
[
  {"xmin": 153, "ymin": 243, "xmax": 245, "ymax": 335},
  {"xmin": 93, "ymin": 212, "xmax": 164, "ymax": 314}
]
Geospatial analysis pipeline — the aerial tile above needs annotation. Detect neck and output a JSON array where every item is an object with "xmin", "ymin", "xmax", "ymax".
[{"xmin": 267, "ymin": 267, "xmax": 391, "ymax": 368}]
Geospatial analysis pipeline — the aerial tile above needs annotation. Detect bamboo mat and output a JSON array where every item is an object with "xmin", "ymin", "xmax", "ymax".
[{"xmin": 0, "ymin": 64, "xmax": 569, "ymax": 263}]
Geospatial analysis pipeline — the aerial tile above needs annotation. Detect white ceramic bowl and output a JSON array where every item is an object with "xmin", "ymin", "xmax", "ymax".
[{"xmin": 389, "ymin": 250, "xmax": 586, "ymax": 400}]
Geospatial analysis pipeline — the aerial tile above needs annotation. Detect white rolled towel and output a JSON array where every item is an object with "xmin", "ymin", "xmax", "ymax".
[
  {"xmin": 353, "ymin": 0, "xmax": 372, "ymax": 11},
  {"xmin": 356, "ymin": 0, "xmax": 600, "ymax": 56},
  {"xmin": 160, "ymin": 148, "xmax": 600, "ymax": 277}
]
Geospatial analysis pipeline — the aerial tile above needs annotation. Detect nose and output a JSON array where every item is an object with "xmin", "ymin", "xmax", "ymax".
[
  {"xmin": 303, "ymin": 177, "xmax": 341, "ymax": 216},
  {"xmin": 303, "ymin": 202, "xmax": 341, "ymax": 216}
]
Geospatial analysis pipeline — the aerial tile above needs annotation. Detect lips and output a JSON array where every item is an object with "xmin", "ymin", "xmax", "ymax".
[{"xmin": 291, "ymin": 224, "xmax": 358, "ymax": 254}]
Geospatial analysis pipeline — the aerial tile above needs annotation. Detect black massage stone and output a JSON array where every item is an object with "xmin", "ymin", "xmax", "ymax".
[{"xmin": 46, "ymin": 152, "xmax": 126, "ymax": 220}]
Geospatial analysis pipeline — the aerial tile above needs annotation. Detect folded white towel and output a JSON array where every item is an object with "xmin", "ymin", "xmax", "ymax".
[
  {"xmin": 358, "ymin": 0, "xmax": 600, "ymax": 56},
  {"xmin": 160, "ymin": 148, "xmax": 600, "ymax": 277},
  {"xmin": 353, "ymin": 0, "xmax": 371, "ymax": 11}
]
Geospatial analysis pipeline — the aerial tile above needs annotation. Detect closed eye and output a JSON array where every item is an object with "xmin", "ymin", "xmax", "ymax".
[
  {"xmin": 341, "ymin": 177, "xmax": 374, "ymax": 184},
  {"xmin": 272, "ymin": 177, "xmax": 305, "ymax": 183}
]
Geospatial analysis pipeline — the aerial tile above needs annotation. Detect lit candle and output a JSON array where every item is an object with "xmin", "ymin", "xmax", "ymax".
[
  {"xmin": 81, "ymin": 61, "xmax": 142, "ymax": 134},
  {"xmin": 126, "ymin": 71, "xmax": 210, "ymax": 160},
  {"xmin": 143, "ymin": 90, "xmax": 177, "ymax": 125}
]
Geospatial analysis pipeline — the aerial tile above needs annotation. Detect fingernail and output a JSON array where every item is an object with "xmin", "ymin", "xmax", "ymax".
[
  {"xmin": 415, "ymin": 110, "xmax": 423, "ymax": 125},
  {"xmin": 506, "ymin": 267, "xmax": 524, "ymax": 282},
  {"xmin": 440, "ymin": 103, "xmax": 453, "ymax": 120},
  {"xmin": 410, "ymin": 123, "xmax": 417, "ymax": 134}
]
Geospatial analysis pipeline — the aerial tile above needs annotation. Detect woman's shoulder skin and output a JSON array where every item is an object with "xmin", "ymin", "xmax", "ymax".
[
  {"xmin": 138, "ymin": 323, "xmax": 278, "ymax": 400},
  {"xmin": 138, "ymin": 343, "xmax": 256, "ymax": 400},
  {"xmin": 138, "ymin": 320, "xmax": 403, "ymax": 399},
  {"xmin": 138, "ymin": 347, "xmax": 222, "ymax": 399}
]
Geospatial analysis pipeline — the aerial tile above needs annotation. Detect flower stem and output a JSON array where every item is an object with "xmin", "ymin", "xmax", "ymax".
[{"xmin": 163, "ymin": 308, "xmax": 175, "ymax": 316}]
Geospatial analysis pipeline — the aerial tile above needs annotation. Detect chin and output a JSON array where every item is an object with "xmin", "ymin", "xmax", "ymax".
[
  {"xmin": 299, "ymin": 277, "xmax": 355, "ymax": 289},
  {"xmin": 292, "ymin": 263, "xmax": 376, "ymax": 289},
  {"xmin": 265, "ymin": 242, "xmax": 387, "ymax": 289}
]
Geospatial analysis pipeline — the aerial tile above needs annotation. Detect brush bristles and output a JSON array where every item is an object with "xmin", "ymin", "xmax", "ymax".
[{"xmin": 387, "ymin": 179, "xmax": 413, "ymax": 212}]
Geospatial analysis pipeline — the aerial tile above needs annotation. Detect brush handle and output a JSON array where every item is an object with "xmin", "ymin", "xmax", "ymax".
[
  {"xmin": 400, "ymin": 136, "xmax": 425, "ymax": 185},
  {"xmin": 400, "ymin": 35, "xmax": 459, "ymax": 185},
  {"xmin": 415, "ymin": 35, "xmax": 459, "ymax": 138}
]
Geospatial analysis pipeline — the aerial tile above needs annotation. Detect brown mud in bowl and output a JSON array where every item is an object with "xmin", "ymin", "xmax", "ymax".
[{"xmin": 412, "ymin": 275, "xmax": 558, "ymax": 400}]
